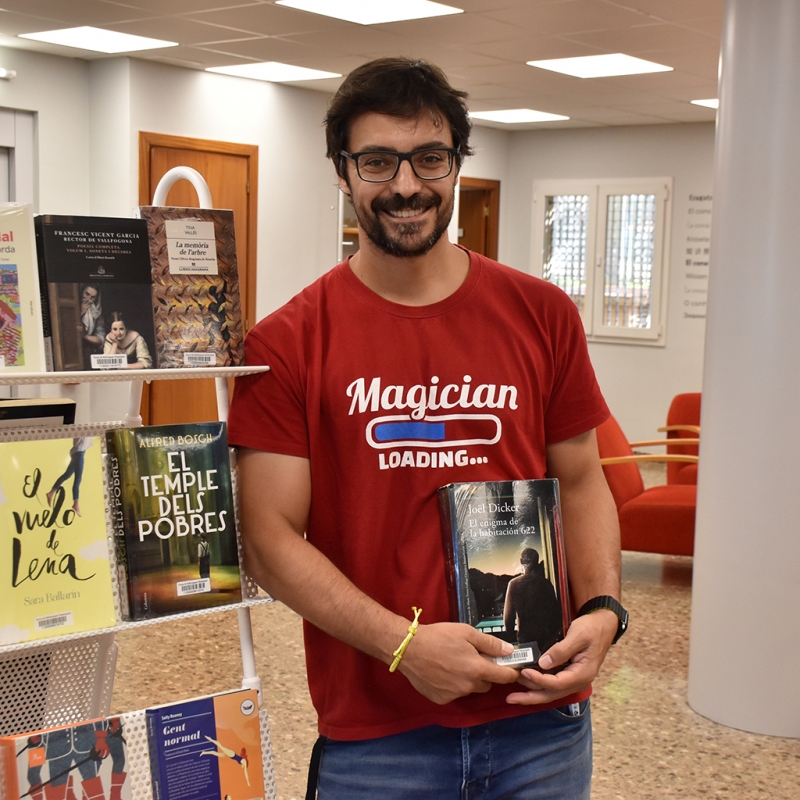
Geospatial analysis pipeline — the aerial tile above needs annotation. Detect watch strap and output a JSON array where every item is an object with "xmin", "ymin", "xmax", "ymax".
[{"xmin": 577, "ymin": 595, "xmax": 629, "ymax": 644}]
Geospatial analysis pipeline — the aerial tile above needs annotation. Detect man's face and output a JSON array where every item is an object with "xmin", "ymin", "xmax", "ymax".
[{"xmin": 339, "ymin": 112, "xmax": 458, "ymax": 258}]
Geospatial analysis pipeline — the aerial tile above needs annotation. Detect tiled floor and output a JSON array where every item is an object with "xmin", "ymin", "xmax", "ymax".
[{"xmin": 112, "ymin": 465, "xmax": 800, "ymax": 799}]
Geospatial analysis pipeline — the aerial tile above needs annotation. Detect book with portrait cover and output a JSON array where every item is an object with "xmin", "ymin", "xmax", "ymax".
[
  {"xmin": 136, "ymin": 206, "xmax": 244, "ymax": 368},
  {"xmin": 105, "ymin": 421, "xmax": 241, "ymax": 621},
  {"xmin": 438, "ymin": 479, "xmax": 570, "ymax": 669},
  {"xmin": 33, "ymin": 215, "xmax": 156, "ymax": 372},
  {"xmin": 0, "ymin": 204, "xmax": 47, "ymax": 373},
  {"xmin": 0, "ymin": 715, "xmax": 131, "ymax": 800},
  {"xmin": 0, "ymin": 436, "xmax": 116, "ymax": 645},
  {"xmin": 146, "ymin": 689, "xmax": 264, "ymax": 800}
]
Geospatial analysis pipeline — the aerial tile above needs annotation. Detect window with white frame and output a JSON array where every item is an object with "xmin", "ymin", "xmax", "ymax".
[{"xmin": 531, "ymin": 178, "xmax": 672, "ymax": 345}]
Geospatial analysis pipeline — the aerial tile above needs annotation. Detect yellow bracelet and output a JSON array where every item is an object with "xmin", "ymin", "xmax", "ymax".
[{"xmin": 389, "ymin": 607, "xmax": 422, "ymax": 673}]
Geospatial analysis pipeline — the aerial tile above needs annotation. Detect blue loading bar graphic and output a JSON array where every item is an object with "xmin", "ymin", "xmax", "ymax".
[{"xmin": 374, "ymin": 421, "xmax": 446, "ymax": 442}]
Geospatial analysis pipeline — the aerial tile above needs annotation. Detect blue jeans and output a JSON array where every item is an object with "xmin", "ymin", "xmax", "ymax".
[{"xmin": 315, "ymin": 700, "xmax": 592, "ymax": 800}]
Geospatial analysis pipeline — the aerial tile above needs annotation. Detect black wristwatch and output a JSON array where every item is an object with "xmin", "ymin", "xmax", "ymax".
[{"xmin": 577, "ymin": 596, "xmax": 629, "ymax": 644}]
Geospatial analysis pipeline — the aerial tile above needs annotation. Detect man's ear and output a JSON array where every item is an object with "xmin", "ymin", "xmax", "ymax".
[{"xmin": 338, "ymin": 172, "xmax": 351, "ymax": 197}]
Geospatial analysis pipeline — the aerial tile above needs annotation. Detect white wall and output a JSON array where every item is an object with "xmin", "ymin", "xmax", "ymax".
[
  {"xmin": 468, "ymin": 122, "xmax": 716, "ymax": 440},
  {"xmin": 1, "ymin": 45, "xmax": 715, "ymax": 436},
  {"xmin": 0, "ymin": 46, "xmax": 91, "ymax": 213}
]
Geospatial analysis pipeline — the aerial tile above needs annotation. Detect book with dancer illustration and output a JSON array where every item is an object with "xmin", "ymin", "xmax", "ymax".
[
  {"xmin": 34, "ymin": 215, "xmax": 155, "ymax": 371},
  {"xmin": 146, "ymin": 688, "xmax": 264, "ymax": 800},
  {"xmin": 0, "ymin": 436, "xmax": 116, "ymax": 645},
  {"xmin": 0, "ymin": 203, "xmax": 47, "ymax": 373},
  {"xmin": 136, "ymin": 206, "xmax": 244, "ymax": 368},
  {"xmin": 438, "ymin": 479, "xmax": 571, "ymax": 669},
  {"xmin": 0, "ymin": 715, "xmax": 131, "ymax": 800},
  {"xmin": 105, "ymin": 421, "xmax": 241, "ymax": 621}
]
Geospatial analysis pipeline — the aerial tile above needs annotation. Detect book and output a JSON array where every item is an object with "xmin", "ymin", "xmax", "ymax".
[
  {"xmin": 0, "ymin": 715, "xmax": 131, "ymax": 800},
  {"xmin": 136, "ymin": 206, "xmax": 244, "ymax": 368},
  {"xmin": 105, "ymin": 422, "xmax": 242, "ymax": 620},
  {"xmin": 0, "ymin": 397, "xmax": 76, "ymax": 428},
  {"xmin": 146, "ymin": 689, "xmax": 264, "ymax": 800},
  {"xmin": 33, "ymin": 215, "xmax": 156, "ymax": 372},
  {"xmin": 0, "ymin": 436, "xmax": 116, "ymax": 645},
  {"xmin": 0, "ymin": 204, "xmax": 47, "ymax": 373},
  {"xmin": 438, "ymin": 479, "xmax": 570, "ymax": 669}
]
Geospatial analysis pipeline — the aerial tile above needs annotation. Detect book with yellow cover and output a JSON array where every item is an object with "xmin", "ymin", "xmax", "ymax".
[{"xmin": 0, "ymin": 436, "xmax": 116, "ymax": 644}]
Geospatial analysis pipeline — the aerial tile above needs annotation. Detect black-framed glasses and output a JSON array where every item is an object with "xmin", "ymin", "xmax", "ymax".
[{"xmin": 340, "ymin": 148, "xmax": 458, "ymax": 183}]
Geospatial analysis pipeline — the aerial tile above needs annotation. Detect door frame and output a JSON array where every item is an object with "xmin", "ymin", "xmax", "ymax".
[
  {"xmin": 459, "ymin": 176, "xmax": 500, "ymax": 261},
  {"xmin": 138, "ymin": 131, "xmax": 259, "ymax": 334}
]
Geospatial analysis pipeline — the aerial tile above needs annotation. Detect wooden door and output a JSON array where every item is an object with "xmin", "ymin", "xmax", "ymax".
[
  {"xmin": 458, "ymin": 177, "xmax": 500, "ymax": 261},
  {"xmin": 139, "ymin": 133, "xmax": 258, "ymax": 425}
]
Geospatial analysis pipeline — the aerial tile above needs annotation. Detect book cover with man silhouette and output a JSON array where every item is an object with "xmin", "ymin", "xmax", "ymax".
[
  {"xmin": 146, "ymin": 689, "xmax": 264, "ymax": 800},
  {"xmin": 0, "ymin": 715, "xmax": 130, "ymax": 800},
  {"xmin": 438, "ymin": 479, "xmax": 570, "ymax": 669},
  {"xmin": 0, "ymin": 436, "xmax": 115, "ymax": 645},
  {"xmin": 105, "ymin": 422, "xmax": 241, "ymax": 621}
]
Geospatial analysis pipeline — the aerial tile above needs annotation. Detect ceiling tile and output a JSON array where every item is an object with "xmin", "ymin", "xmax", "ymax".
[
  {"xmin": 481, "ymin": 0, "xmax": 651, "ymax": 35},
  {"xmin": 562, "ymin": 21, "xmax": 717, "ymax": 55},
  {"xmin": 609, "ymin": 0, "xmax": 725, "ymax": 24},
  {"xmin": 184, "ymin": 2, "xmax": 346, "ymax": 37}
]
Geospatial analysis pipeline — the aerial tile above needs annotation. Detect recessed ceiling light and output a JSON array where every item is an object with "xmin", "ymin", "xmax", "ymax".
[
  {"xmin": 470, "ymin": 109, "xmax": 569, "ymax": 123},
  {"xmin": 527, "ymin": 53, "xmax": 673, "ymax": 78},
  {"xmin": 206, "ymin": 62, "xmax": 341, "ymax": 82},
  {"xmin": 275, "ymin": 0, "xmax": 463, "ymax": 25},
  {"xmin": 19, "ymin": 26, "xmax": 177, "ymax": 54},
  {"xmin": 691, "ymin": 98, "xmax": 719, "ymax": 109}
]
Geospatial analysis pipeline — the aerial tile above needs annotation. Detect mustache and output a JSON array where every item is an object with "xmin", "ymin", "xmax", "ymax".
[{"xmin": 371, "ymin": 193, "xmax": 441, "ymax": 214}]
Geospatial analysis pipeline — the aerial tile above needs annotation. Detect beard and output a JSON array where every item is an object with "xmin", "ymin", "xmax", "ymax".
[{"xmin": 353, "ymin": 190, "xmax": 454, "ymax": 258}]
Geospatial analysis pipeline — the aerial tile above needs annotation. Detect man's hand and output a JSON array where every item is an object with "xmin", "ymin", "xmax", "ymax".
[
  {"xmin": 505, "ymin": 609, "xmax": 618, "ymax": 705},
  {"xmin": 399, "ymin": 623, "xmax": 520, "ymax": 704}
]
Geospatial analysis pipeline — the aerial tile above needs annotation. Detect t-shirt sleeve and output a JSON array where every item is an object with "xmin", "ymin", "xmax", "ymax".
[
  {"xmin": 543, "ymin": 288, "xmax": 610, "ymax": 444},
  {"xmin": 227, "ymin": 323, "xmax": 310, "ymax": 459}
]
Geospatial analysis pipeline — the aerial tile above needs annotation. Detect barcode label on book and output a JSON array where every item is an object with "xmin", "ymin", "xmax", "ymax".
[
  {"xmin": 176, "ymin": 578, "xmax": 211, "ymax": 596},
  {"xmin": 34, "ymin": 612, "xmax": 74, "ymax": 631},
  {"xmin": 493, "ymin": 647, "xmax": 535, "ymax": 668},
  {"xmin": 91, "ymin": 354, "xmax": 127, "ymax": 369},
  {"xmin": 183, "ymin": 352, "xmax": 216, "ymax": 367}
]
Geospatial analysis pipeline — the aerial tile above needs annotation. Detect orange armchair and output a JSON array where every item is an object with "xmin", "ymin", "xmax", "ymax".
[
  {"xmin": 596, "ymin": 415, "xmax": 697, "ymax": 556},
  {"xmin": 659, "ymin": 392, "xmax": 701, "ymax": 485}
]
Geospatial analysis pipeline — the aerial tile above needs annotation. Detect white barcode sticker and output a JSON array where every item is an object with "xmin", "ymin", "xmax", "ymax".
[
  {"xmin": 35, "ymin": 612, "xmax": 74, "ymax": 631},
  {"xmin": 176, "ymin": 578, "xmax": 211, "ymax": 596},
  {"xmin": 183, "ymin": 352, "xmax": 216, "ymax": 367},
  {"xmin": 91, "ymin": 354, "xmax": 127, "ymax": 369},
  {"xmin": 493, "ymin": 647, "xmax": 535, "ymax": 668}
]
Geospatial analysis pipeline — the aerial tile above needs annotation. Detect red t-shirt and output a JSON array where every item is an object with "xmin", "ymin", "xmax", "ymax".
[{"xmin": 228, "ymin": 252, "xmax": 609, "ymax": 740}]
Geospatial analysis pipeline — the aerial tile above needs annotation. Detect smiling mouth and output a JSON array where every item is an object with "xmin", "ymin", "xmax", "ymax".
[{"xmin": 387, "ymin": 207, "xmax": 426, "ymax": 219}]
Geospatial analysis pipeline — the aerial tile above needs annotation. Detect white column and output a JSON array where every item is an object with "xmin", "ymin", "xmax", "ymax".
[{"xmin": 688, "ymin": 0, "xmax": 800, "ymax": 737}]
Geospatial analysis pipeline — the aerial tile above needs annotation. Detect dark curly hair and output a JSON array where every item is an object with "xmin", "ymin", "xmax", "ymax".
[{"xmin": 325, "ymin": 57, "xmax": 474, "ymax": 180}]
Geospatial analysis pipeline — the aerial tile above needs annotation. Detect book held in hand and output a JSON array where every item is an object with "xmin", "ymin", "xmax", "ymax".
[
  {"xmin": 137, "ymin": 206, "xmax": 244, "ymax": 368},
  {"xmin": 34, "ymin": 215, "xmax": 155, "ymax": 371},
  {"xmin": 146, "ymin": 689, "xmax": 264, "ymax": 800},
  {"xmin": 0, "ymin": 203, "xmax": 47, "ymax": 373},
  {"xmin": 0, "ymin": 715, "xmax": 131, "ymax": 800},
  {"xmin": 438, "ymin": 479, "xmax": 570, "ymax": 669},
  {"xmin": 105, "ymin": 422, "xmax": 242, "ymax": 620},
  {"xmin": 0, "ymin": 436, "xmax": 116, "ymax": 645}
]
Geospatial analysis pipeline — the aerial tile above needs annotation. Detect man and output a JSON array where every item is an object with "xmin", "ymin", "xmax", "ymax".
[
  {"xmin": 503, "ymin": 548, "xmax": 562, "ymax": 653},
  {"xmin": 228, "ymin": 57, "xmax": 626, "ymax": 799}
]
